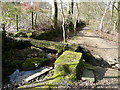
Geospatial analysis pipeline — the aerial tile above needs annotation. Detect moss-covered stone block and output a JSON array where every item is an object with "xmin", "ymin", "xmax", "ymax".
[
  {"xmin": 22, "ymin": 58, "xmax": 51, "ymax": 71},
  {"xmin": 32, "ymin": 30, "xmax": 62, "ymax": 40},
  {"xmin": 30, "ymin": 39, "xmax": 79, "ymax": 57},
  {"xmin": 54, "ymin": 51, "xmax": 82, "ymax": 78},
  {"xmin": 31, "ymin": 39, "xmax": 58, "ymax": 50},
  {"xmin": 18, "ymin": 51, "xmax": 83, "ymax": 89},
  {"xmin": 46, "ymin": 51, "xmax": 83, "ymax": 87}
]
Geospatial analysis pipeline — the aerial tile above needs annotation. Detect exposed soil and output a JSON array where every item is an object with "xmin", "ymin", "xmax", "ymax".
[
  {"xmin": 68, "ymin": 27, "xmax": 118, "ymax": 65},
  {"xmin": 67, "ymin": 27, "xmax": 119, "ymax": 89}
]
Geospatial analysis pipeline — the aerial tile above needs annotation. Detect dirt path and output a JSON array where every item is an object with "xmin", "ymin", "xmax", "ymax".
[
  {"xmin": 67, "ymin": 27, "xmax": 119, "ymax": 89},
  {"xmin": 68, "ymin": 27, "xmax": 118, "ymax": 65}
]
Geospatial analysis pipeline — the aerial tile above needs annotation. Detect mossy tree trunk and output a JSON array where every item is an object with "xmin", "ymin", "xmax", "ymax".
[
  {"xmin": 16, "ymin": 14, "xmax": 19, "ymax": 31},
  {"xmin": 52, "ymin": 0, "xmax": 58, "ymax": 30},
  {"xmin": 60, "ymin": 0, "xmax": 67, "ymax": 43}
]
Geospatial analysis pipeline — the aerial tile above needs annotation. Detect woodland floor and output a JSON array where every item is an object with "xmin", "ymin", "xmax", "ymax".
[
  {"xmin": 2, "ymin": 26, "xmax": 119, "ymax": 89},
  {"xmin": 66, "ymin": 26, "xmax": 119, "ymax": 89},
  {"xmin": 68, "ymin": 27, "xmax": 118, "ymax": 65}
]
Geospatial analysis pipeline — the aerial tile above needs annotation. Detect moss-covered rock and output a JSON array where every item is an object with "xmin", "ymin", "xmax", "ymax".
[
  {"xmin": 44, "ymin": 51, "xmax": 83, "ymax": 88},
  {"xmin": 18, "ymin": 51, "xmax": 83, "ymax": 89},
  {"xmin": 22, "ymin": 58, "xmax": 51, "ymax": 71},
  {"xmin": 32, "ymin": 29, "xmax": 62, "ymax": 40},
  {"xmin": 30, "ymin": 39, "xmax": 79, "ymax": 56},
  {"xmin": 54, "ymin": 51, "xmax": 83, "ymax": 79}
]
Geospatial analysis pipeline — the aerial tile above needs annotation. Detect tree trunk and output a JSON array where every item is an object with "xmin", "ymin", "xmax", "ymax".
[
  {"xmin": 113, "ymin": 17, "xmax": 118, "ymax": 31},
  {"xmin": 117, "ymin": 1, "xmax": 120, "ymax": 32},
  {"xmin": 52, "ymin": 0, "xmax": 58, "ymax": 30},
  {"xmin": 68, "ymin": 0, "xmax": 74, "ymax": 15},
  {"xmin": 32, "ymin": 11, "xmax": 34, "ymax": 29},
  {"xmin": 60, "ymin": 0, "xmax": 67, "ymax": 43},
  {"xmin": 113, "ymin": 1, "xmax": 120, "ymax": 31},
  {"xmin": 73, "ymin": 2, "xmax": 79, "ymax": 35},
  {"xmin": 99, "ymin": 2, "xmax": 109, "ymax": 31},
  {"xmin": 111, "ymin": 2, "xmax": 116, "ymax": 17},
  {"xmin": 35, "ymin": 12, "xmax": 37, "ymax": 27},
  {"xmin": 16, "ymin": 14, "xmax": 19, "ymax": 31}
]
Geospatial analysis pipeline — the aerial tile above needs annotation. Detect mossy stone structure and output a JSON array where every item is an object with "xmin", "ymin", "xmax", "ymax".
[
  {"xmin": 30, "ymin": 39, "xmax": 79, "ymax": 56},
  {"xmin": 54, "ymin": 51, "xmax": 83, "ymax": 78},
  {"xmin": 18, "ymin": 51, "xmax": 83, "ymax": 89},
  {"xmin": 46, "ymin": 51, "xmax": 83, "ymax": 88}
]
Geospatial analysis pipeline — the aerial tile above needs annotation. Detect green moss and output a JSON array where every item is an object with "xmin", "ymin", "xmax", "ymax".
[
  {"xmin": 33, "ymin": 30, "xmax": 62, "ymax": 40},
  {"xmin": 13, "ymin": 60, "xmax": 24, "ymax": 69},
  {"xmin": 31, "ymin": 39, "xmax": 56, "ymax": 50},
  {"xmin": 55, "ymin": 44, "xmax": 80, "ymax": 57},
  {"xmin": 47, "ymin": 51, "xmax": 83, "ymax": 86},
  {"xmin": 38, "ymin": 52, "xmax": 47, "ymax": 58},
  {"xmin": 22, "ymin": 58, "xmax": 50, "ymax": 71},
  {"xmin": 30, "ymin": 39, "xmax": 79, "ymax": 55},
  {"xmin": 55, "ymin": 51, "xmax": 82, "ymax": 64}
]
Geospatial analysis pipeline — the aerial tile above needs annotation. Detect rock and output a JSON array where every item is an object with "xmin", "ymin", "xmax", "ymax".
[
  {"xmin": 94, "ymin": 66, "xmax": 107, "ymax": 81},
  {"xmin": 81, "ymin": 68, "xmax": 95, "ymax": 82},
  {"xmin": 45, "ymin": 51, "xmax": 83, "ymax": 88},
  {"xmin": 54, "ymin": 51, "xmax": 83, "ymax": 80},
  {"xmin": 32, "ymin": 29, "xmax": 62, "ymax": 40},
  {"xmin": 93, "ymin": 54, "xmax": 102, "ymax": 60},
  {"xmin": 30, "ymin": 39, "xmax": 79, "ymax": 55},
  {"xmin": 83, "ymin": 62, "xmax": 95, "ymax": 70},
  {"xmin": 107, "ymin": 58, "xmax": 118, "ymax": 65},
  {"xmin": 18, "ymin": 51, "xmax": 83, "ymax": 89},
  {"xmin": 11, "ymin": 37, "xmax": 80, "ymax": 56},
  {"xmin": 115, "ymin": 64, "xmax": 120, "ymax": 69},
  {"xmin": 22, "ymin": 58, "xmax": 51, "ymax": 71},
  {"xmin": 94, "ymin": 67, "xmax": 119, "ymax": 82},
  {"xmin": 104, "ymin": 68, "xmax": 119, "ymax": 77}
]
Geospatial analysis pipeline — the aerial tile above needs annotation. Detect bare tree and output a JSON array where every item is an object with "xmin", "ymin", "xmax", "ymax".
[
  {"xmin": 60, "ymin": 0, "xmax": 67, "ymax": 43},
  {"xmin": 111, "ymin": 2, "xmax": 116, "ymax": 17},
  {"xmin": 113, "ymin": 1, "xmax": 120, "ymax": 31},
  {"xmin": 31, "ymin": 10, "xmax": 34, "ymax": 29},
  {"xmin": 73, "ymin": 2, "xmax": 79, "ymax": 35},
  {"xmin": 99, "ymin": 2, "xmax": 109, "ymax": 31},
  {"xmin": 117, "ymin": 1, "xmax": 120, "ymax": 32},
  {"xmin": 52, "ymin": 0, "xmax": 58, "ymax": 30},
  {"xmin": 16, "ymin": 14, "xmax": 19, "ymax": 31},
  {"xmin": 35, "ymin": 12, "xmax": 37, "ymax": 27},
  {"xmin": 68, "ymin": 0, "xmax": 74, "ymax": 15}
]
